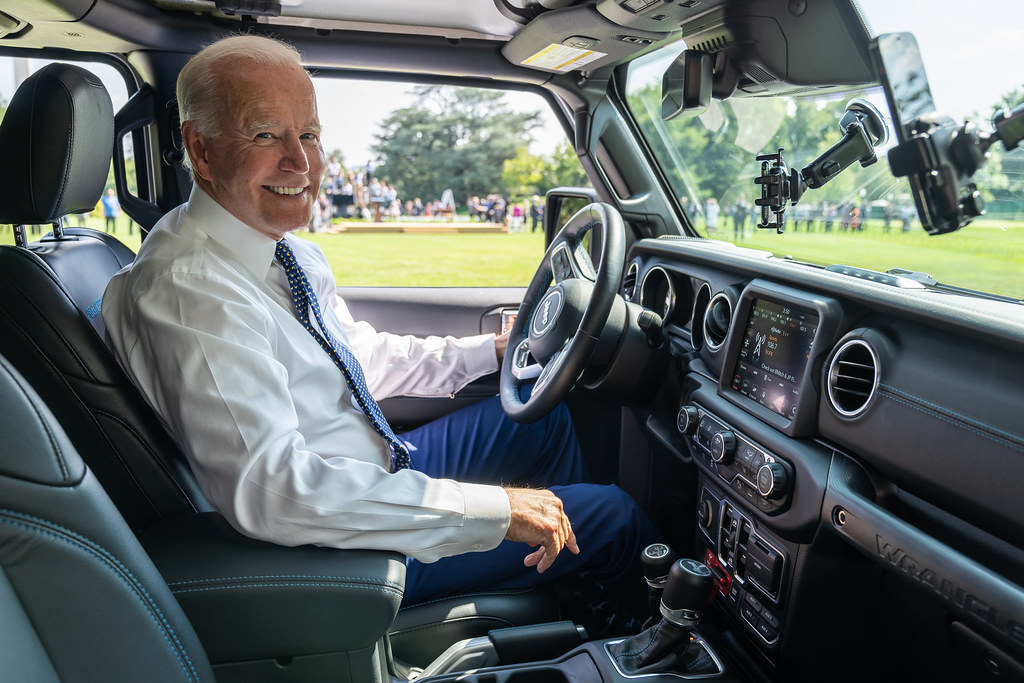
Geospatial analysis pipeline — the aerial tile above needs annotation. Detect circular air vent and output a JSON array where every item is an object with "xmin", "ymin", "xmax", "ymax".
[
  {"xmin": 690, "ymin": 282, "xmax": 712, "ymax": 351},
  {"xmin": 826, "ymin": 339, "xmax": 880, "ymax": 417},
  {"xmin": 703, "ymin": 292, "xmax": 733, "ymax": 351},
  {"xmin": 623, "ymin": 260, "xmax": 639, "ymax": 301}
]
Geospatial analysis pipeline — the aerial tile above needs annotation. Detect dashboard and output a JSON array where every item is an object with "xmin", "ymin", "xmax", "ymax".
[{"xmin": 624, "ymin": 235, "xmax": 1024, "ymax": 678}]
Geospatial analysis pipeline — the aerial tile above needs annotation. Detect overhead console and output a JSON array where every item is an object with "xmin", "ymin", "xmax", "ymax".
[{"xmin": 503, "ymin": 0, "xmax": 875, "ymax": 97}]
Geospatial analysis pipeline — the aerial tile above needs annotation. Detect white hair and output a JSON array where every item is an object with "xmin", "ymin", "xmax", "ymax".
[{"xmin": 176, "ymin": 34, "xmax": 305, "ymax": 171}]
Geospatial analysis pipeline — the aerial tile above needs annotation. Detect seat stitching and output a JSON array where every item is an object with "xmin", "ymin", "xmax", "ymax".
[
  {"xmin": 0, "ymin": 509, "xmax": 203, "ymax": 682},
  {"xmin": 167, "ymin": 574, "xmax": 403, "ymax": 591}
]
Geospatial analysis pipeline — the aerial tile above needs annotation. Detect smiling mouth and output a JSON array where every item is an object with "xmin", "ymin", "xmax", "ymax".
[{"xmin": 266, "ymin": 186, "xmax": 305, "ymax": 196}]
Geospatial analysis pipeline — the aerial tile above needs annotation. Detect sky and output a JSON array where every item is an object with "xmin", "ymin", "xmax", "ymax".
[
  {"xmin": 854, "ymin": 0, "xmax": 1024, "ymax": 120},
  {"xmin": 1, "ymin": 0, "xmax": 1020, "ymax": 166}
]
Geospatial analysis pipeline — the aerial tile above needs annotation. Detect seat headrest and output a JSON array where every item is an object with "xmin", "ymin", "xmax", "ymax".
[{"xmin": 0, "ymin": 63, "xmax": 114, "ymax": 226}]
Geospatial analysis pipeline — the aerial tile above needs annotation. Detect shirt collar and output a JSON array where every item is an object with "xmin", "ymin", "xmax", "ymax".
[{"xmin": 183, "ymin": 185, "xmax": 280, "ymax": 281}]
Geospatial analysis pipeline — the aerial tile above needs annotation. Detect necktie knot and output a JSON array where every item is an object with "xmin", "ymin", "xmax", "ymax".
[{"xmin": 275, "ymin": 239, "xmax": 411, "ymax": 471}]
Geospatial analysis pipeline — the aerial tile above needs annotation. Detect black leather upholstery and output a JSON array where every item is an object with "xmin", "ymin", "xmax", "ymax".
[
  {"xmin": 0, "ymin": 354, "xmax": 216, "ymax": 682},
  {"xmin": 0, "ymin": 239, "xmax": 213, "ymax": 531},
  {"xmin": 391, "ymin": 586, "xmax": 560, "ymax": 666},
  {"xmin": 0, "ymin": 63, "xmax": 113, "ymax": 223}
]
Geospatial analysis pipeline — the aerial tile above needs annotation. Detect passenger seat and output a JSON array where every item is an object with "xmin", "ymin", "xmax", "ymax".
[{"xmin": 0, "ymin": 352, "xmax": 215, "ymax": 682}]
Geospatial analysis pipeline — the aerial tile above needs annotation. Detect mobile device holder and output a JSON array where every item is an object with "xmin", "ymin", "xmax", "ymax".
[{"xmin": 753, "ymin": 98, "xmax": 888, "ymax": 234}]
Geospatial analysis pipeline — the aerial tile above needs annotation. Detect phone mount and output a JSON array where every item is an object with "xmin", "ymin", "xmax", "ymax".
[
  {"xmin": 886, "ymin": 103, "xmax": 1024, "ymax": 235},
  {"xmin": 754, "ymin": 98, "xmax": 888, "ymax": 233},
  {"xmin": 869, "ymin": 31, "xmax": 1024, "ymax": 235}
]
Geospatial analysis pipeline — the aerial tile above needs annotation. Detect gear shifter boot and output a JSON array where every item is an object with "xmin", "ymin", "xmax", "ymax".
[{"xmin": 607, "ymin": 619, "xmax": 718, "ymax": 675}]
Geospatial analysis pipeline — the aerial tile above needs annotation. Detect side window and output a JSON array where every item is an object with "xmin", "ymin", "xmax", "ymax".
[
  {"xmin": 0, "ymin": 58, "xmax": 135, "ymax": 248},
  {"xmin": 302, "ymin": 77, "xmax": 589, "ymax": 287}
]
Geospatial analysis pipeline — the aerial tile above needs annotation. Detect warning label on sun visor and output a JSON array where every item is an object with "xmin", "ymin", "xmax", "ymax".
[{"xmin": 522, "ymin": 45, "xmax": 607, "ymax": 72}]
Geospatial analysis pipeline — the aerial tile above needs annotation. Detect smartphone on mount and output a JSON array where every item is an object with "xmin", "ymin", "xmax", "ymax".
[{"xmin": 869, "ymin": 32, "xmax": 982, "ymax": 235}]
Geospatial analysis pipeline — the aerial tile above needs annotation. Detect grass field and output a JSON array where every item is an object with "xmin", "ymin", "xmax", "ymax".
[
  {"xmin": 6, "ymin": 214, "xmax": 1022, "ymax": 298},
  {"xmin": 740, "ymin": 217, "xmax": 1024, "ymax": 298}
]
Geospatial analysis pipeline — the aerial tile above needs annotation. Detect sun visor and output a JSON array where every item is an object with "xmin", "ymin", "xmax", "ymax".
[{"xmin": 502, "ymin": 5, "xmax": 668, "ymax": 74}]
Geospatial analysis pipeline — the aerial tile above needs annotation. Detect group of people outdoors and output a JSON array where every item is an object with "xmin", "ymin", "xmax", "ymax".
[
  {"xmin": 467, "ymin": 194, "xmax": 545, "ymax": 232},
  {"xmin": 57, "ymin": 187, "xmax": 135, "ymax": 236},
  {"xmin": 313, "ymin": 161, "xmax": 403, "ymax": 228},
  {"xmin": 692, "ymin": 193, "xmax": 917, "ymax": 238},
  {"xmin": 308, "ymin": 166, "xmax": 546, "ymax": 234}
]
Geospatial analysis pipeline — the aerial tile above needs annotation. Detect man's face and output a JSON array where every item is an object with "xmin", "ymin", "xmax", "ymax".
[{"xmin": 184, "ymin": 60, "xmax": 326, "ymax": 241}]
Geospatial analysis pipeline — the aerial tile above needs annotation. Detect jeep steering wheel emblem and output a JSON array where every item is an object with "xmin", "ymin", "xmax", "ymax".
[{"xmin": 532, "ymin": 289, "xmax": 563, "ymax": 337}]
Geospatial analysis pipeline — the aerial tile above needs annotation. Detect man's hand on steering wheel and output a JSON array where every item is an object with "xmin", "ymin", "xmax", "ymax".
[{"xmin": 499, "ymin": 202, "xmax": 625, "ymax": 423}]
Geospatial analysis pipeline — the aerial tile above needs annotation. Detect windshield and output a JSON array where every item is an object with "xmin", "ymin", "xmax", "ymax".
[{"xmin": 624, "ymin": 0, "xmax": 1024, "ymax": 299}]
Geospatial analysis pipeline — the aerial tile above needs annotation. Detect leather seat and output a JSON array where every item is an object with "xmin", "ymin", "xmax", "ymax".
[
  {"xmin": 0, "ymin": 62, "xmax": 560, "ymax": 670},
  {"xmin": 0, "ymin": 353, "xmax": 216, "ymax": 682},
  {"xmin": 0, "ymin": 64, "xmax": 211, "ymax": 532}
]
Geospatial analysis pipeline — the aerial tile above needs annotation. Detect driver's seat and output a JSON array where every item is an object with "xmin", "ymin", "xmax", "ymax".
[{"xmin": 0, "ymin": 62, "xmax": 559, "ymax": 669}]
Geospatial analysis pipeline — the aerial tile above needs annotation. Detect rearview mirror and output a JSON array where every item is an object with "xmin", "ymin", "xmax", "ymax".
[{"xmin": 661, "ymin": 50, "xmax": 712, "ymax": 121}]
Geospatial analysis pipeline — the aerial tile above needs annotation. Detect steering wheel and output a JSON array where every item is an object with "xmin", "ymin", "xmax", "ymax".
[{"xmin": 500, "ymin": 202, "xmax": 625, "ymax": 423}]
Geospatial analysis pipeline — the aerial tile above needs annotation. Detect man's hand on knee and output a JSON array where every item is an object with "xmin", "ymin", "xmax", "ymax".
[{"xmin": 504, "ymin": 487, "xmax": 580, "ymax": 573}]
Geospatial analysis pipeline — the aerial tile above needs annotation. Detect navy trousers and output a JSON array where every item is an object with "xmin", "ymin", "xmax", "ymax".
[{"xmin": 398, "ymin": 395, "xmax": 659, "ymax": 605}]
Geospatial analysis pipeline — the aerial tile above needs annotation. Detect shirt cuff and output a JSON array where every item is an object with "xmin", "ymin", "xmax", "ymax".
[
  {"xmin": 460, "ymin": 334, "xmax": 499, "ymax": 380},
  {"xmin": 459, "ymin": 481, "xmax": 512, "ymax": 553}
]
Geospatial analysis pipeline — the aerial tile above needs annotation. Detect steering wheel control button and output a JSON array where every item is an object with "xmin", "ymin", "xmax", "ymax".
[{"xmin": 550, "ymin": 245, "xmax": 574, "ymax": 281}]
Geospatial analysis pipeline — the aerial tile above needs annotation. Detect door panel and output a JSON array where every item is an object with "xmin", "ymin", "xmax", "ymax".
[{"xmin": 338, "ymin": 285, "xmax": 526, "ymax": 429}]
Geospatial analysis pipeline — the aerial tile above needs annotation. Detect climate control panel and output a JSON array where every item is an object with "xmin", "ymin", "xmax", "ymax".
[{"xmin": 678, "ymin": 404, "xmax": 793, "ymax": 514}]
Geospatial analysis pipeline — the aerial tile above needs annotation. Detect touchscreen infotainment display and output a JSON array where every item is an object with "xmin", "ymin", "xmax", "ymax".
[{"xmin": 730, "ymin": 297, "xmax": 819, "ymax": 420}]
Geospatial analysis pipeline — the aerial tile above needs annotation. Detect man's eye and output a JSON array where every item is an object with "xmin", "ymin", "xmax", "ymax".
[{"xmin": 254, "ymin": 132, "xmax": 273, "ymax": 140}]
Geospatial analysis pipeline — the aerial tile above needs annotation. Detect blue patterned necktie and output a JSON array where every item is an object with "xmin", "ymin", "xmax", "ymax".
[{"xmin": 274, "ymin": 240, "xmax": 411, "ymax": 471}]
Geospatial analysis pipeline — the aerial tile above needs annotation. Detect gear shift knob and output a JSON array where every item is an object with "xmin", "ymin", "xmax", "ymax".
[
  {"xmin": 641, "ymin": 543, "xmax": 678, "ymax": 587},
  {"xmin": 660, "ymin": 558, "xmax": 714, "ymax": 627}
]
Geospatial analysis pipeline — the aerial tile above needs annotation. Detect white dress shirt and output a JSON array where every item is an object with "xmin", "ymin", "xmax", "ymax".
[{"xmin": 102, "ymin": 186, "xmax": 511, "ymax": 562}]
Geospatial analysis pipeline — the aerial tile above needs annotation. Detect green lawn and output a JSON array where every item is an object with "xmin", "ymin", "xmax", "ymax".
[
  {"xmin": 6, "ymin": 214, "xmax": 1023, "ymax": 298},
  {"xmin": 298, "ymin": 229, "xmax": 548, "ymax": 287},
  {"xmin": 724, "ymin": 217, "xmax": 1024, "ymax": 299}
]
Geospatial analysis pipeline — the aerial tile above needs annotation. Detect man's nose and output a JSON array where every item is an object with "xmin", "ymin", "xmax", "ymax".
[{"xmin": 280, "ymin": 136, "xmax": 311, "ymax": 173}]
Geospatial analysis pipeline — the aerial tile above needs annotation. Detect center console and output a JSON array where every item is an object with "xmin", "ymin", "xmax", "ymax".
[
  {"xmin": 666, "ymin": 279, "xmax": 843, "ymax": 669},
  {"xmin": 420, "ymin": 552, "xmax": 746, "ymax": 682}
]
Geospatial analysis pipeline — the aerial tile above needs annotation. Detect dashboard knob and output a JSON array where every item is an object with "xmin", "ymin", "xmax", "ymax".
[
  {"xmin": 756, "ymin": 462, "xmax": 789, "ymax": 499},
  {"xmin": 676, "ymin": 405, "xmax": 700, "ymax": 435},
  {"xmin": 709, "ymin": 430, "xmax": 736, "ymax": 464}
]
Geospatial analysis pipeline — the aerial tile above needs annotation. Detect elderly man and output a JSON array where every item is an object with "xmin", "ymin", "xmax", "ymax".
[{"xmin": 102, "ymin": 34, "xmax": 656, "ymax": 614}]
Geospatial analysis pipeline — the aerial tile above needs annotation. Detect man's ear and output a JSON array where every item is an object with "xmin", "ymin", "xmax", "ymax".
[{"xmin": 181, "ymin": 121, "xmax": 213, "ymax": 182}]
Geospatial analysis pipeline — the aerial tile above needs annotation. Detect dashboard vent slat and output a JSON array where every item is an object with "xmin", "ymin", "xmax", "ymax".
[{"xmin": 827, "ymin": 339, "xmax": 880, "ymax": 418}]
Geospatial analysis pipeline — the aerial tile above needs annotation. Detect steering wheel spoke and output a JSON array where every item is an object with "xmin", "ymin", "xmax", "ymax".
[
  {"xmin": 535, "ymin": 338, "xmax": 572, "ymax": 392},
  {"xmin": 509, "ymin": 338, "xmax": 543, "ymax": 381},
  {"xmin": 549, "ymin": 241, "xmax": 597, "ymax": 284}
]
